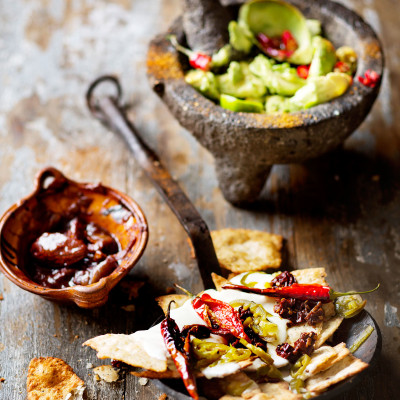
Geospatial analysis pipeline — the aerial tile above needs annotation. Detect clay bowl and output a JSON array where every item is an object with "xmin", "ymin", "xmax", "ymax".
[
  {"xmin": 0, "ymin": 167, "xmax": 148, "ymax": 308},
  {"xmin": 147, "ymin": 0, "xmax": 384, "ymax": 205}
]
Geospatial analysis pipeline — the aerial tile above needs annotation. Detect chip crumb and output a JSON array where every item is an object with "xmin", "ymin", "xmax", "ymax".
[
  {"xmin": 138, "ymin": 377, "xmax": 149, "ymax": 386},
  {"xmin": 0, "ymin": 377, "xmax": 5, "ymax": 382},
  {"xmin": 86, "ymin": 363, "xmax": 94, "ymax": 369},
  {"xmin": 93, "ymin": 365, "xmax": 119, "ymax": 383},
  {"xmin": 0, "ymin": 293, "xmax": 4, "ymax": 300},
  {"xmin": 158, "ymin": 394, "xmax": 167, "ymax": 400},
  {"xmin": 121, "ymin": 304, "xmax": 136, "ymax": 312},
  {"xmin": 74, "ymin": 335, "xmax": 79, "ymax": 339}
]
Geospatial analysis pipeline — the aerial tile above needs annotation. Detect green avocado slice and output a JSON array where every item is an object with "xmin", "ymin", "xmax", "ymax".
[{"xmin": 238, "ymin": 0, "xmax": 313, "ymax": 65}]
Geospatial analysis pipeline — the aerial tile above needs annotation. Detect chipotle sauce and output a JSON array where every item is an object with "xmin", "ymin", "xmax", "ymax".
[{"xmin": 28, "ymin": 208, "xmax": 122, "ymax": 289}]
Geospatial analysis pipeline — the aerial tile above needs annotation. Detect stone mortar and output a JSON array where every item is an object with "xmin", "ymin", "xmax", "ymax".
[{"xmin": 146, "ymin": 0, "xmax": 384, "ymax": 205}]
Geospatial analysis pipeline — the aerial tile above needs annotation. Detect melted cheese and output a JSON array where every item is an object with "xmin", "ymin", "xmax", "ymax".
[{"xmin": 131, "ymin": 272, "xmax": 290, "ymax": 371}]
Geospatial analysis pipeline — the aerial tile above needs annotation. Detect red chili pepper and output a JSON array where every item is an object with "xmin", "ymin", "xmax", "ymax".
[
  {"xmin": 296, "ymin": 64, "xmax": 310, "ymax": 79},
  {"xmin": 189, "ymin": 53, "xmax": 212, "ymax": 71},
  {"xmin": 192, "ymin": 293, "xmax": 251, "ymax": 341},
  {"xmin": 161, "ymin": 303, "xmax": 199, "ymax": 400},
  {"xmin": 222, "ymin": 283, "xmax": 380, "ymax": 303},
  {"xmin": 358, "ymin": 69, "xmax": 380, "ymax": 88},
  {"xmin": 168, "ymin": 35, "xmax": 211, "ymax": 71}
]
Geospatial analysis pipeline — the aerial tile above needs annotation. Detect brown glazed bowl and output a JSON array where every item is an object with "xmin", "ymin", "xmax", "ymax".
[
  {"xmin": 147, "ymin": 0, "xmax": 384, "ymax": 205},
  {"xmin": 0, "ymin": 167, "xmax": 148, "ymax": 308}
]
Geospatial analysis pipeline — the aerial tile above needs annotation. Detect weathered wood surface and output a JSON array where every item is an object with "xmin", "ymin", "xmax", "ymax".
[{"xmin": 0, "ymin": 0, "xmax": 398, "ymax": 399}]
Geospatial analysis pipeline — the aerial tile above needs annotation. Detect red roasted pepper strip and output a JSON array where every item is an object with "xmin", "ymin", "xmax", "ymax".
[
  {"xmin": 168, "ymin": 35, "xmax": 212, "ymax": 71},
  {"xmin": 222, "ymin": 283, "xmax": 380, "ymax": 303},
  {"xmin": 192, "ymin": 293, "xmax": 251, "ymax": 342},
  {"xmin": 161, "ymin": 303, "xmax": 199, "ymax": 400}
]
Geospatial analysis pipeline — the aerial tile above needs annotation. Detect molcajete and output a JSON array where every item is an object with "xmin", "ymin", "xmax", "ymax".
[{"xmin": 147, "ymin": 0, "xmax": 383, "ymax": 205}]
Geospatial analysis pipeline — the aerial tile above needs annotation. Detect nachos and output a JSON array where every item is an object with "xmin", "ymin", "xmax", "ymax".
[{"xmin": 84, "ymin": 267, "xmax": 376, "ymax": 399}]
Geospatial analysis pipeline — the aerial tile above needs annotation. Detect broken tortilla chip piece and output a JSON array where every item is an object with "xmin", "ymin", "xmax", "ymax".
[
  {"xmin": 83, "ymin": 334, "xmax": 167, "ymax": 372},
  {"xmin": 156, "ymin": 294, "xmax": 189, "ymax": 315},
  {"xmin": 212, "ymin": 273, "xmax": 229, "ymax": 291},
  {"xmin": 291, "ymin": 268, "xmax": 328, "ymax": 286},
  {"xmin": 93, "ymin": 365, "xmax": 119, "ymax": 383},
  {"xmin": 27, "ymin": 357, "xmax": 84, "ymax": 400},
  {"xmin": 211, "ymin": 229, "xmax": 283, "ymax": 272},
  {"xmin": 306, "ymin": 353, "xmax": 368, "ymax": 393}
]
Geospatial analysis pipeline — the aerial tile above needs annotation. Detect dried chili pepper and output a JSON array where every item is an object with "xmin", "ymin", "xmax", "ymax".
[
  {"xmin": 168, "ymin": 35, "xmax": 212, "ymax": 71},
  {"xmin": 223, "ymin": 283, "xmax": 380, "ymax": 303},
  {"xmin": 358, "ymin": 69, "xmax": 380, "ymax": 88},
  {"xmin": 160, "ymin": 302, "xmax": 198, "ymax": 400},
  {"xmin": 192, "ymin": 293, "xmax": 251, "ymax": 342}
]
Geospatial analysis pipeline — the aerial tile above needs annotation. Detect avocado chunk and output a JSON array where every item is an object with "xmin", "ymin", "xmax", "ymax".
[
  {"xmin": 308, "ymin": 36, "xmax": 337, "ymax": 77},
  {"xmin": 249, "ymin": 54, "xmax": 305, "ymax": 96},
  {"xmin": 185, "ymin": 69, "xmax": 220, "ymax": 100},
  {"xmin": 229, "ymin": 21, "xmax": 254, "ymax": 54},
  {"xmin": 217, "ymin": 61, "xmax": 267, "ymax": 98},
  {"xmin": 265, "ymin": 95, "xmax": 298, "ymax": 113},
  {"xmin": 238, "ymin": 0, "xmax": 313, "ymax": 65},
  {"xmin": 289, "ymin": 72, "xmax": 352, "ymax": 109},
  {"xmin": 220, "ymin": 94, "xmax": 264, "ymax": 113}
]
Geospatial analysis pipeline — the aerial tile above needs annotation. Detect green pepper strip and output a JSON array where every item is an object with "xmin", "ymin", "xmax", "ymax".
[
  {"xmin": 349, "ymin": 325, "xmax": 374, "ymax": 353},
  {"xmin": 191, "ymin": 338, "xmax": 251, "ymax": 369},
  {"xmin": 290, "ymin": 354, "xmax": 311, "ymax": 378}
]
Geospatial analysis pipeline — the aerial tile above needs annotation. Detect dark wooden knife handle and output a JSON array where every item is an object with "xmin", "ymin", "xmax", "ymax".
[{"xmin": 86, "ymin": 75, "xmax": 221, "ymax": 289}]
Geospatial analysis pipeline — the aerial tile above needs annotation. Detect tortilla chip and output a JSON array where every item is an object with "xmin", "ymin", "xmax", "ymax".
[
  {"xmin": 130, "ymin": 369, "xmax": 204, "ymax": 379},
  {"xmin": 315, "ymin": 316, "xmax": 343, "ymax": 348},
  {"xmin": 306, "ymin": 354, "xmax": 368, "ymax": 393},
  {"xmin": 27, "ymin": 357, "xmax": 85, "ymax": 400},
  {"xmin": 322, "ymin": 302, "xmax": 336, "ymax": 320},
  {"xmin": 205, "ymin": 372, "xmax": 259, "ymax": 400},
  {"xmin": 212, "ymin": 273, "xmax": 230, "ymax": 291},
  {"xmin": 83, "ymin": 334, "xmax": 167, "ymax": 372},
  {"xmin": 286, "ymin": 322, "xmax": 323, "ymax": 346},
  {"xmin": 210, "ymin": 229, "xmax": 282, "ymax": 272},
  {"xmin": 299, "ymin": 345, "xmax": 338, "ymax": 380},
  {"xmin": 156, "ymin": 294, "xmax": 189, "ymax": 315},
  {"xmin": 256, "ymin": 381, "xmax": 302, "ymax": 400},
  {"xmin": 291, "ymin": 268, "xmax": 328, "ymax": 286},
  {"xmin": 93, "ymin": 365, "xmax": 119, "ymax": 383}
]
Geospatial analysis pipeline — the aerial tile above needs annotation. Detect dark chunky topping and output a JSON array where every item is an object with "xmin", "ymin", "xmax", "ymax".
[
  {"xmin": 181, "ymin": 325, "xmax": 212, "ymax": 340},
  {"xmin": 274, "ymin": 298, "xmax": 324, "ymax": 327},
  {"xmin": 271, "ymin": 271, "xmax": 297, "ymax": 288},
  {"xmin": 276, "ymin": 332, "xmax": 317, "ymax": 363},
  {"xmin": 29, "ymin": 214, "xmax": 120, "ymax": 289}
]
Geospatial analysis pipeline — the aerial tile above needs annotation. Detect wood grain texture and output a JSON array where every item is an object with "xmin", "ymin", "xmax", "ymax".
[{"xmin": 0, "ymin": 0, "xmax": 398, "ymax": 399}]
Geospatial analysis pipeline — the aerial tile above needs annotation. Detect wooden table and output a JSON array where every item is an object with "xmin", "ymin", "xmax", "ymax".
[{"xmin": 0, "ymin": 0, "xmax": 398, "ymax": 398}]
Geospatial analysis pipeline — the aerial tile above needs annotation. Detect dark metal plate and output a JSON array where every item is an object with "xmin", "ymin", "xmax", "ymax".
[{"xmin": 153, "ymin": 310, "xmax": 381, "ymax": 400}]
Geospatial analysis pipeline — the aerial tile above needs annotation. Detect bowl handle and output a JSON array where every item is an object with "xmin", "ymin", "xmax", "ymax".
[{"xmin": 34, "ymin": 167, "xmax": 68, "ymax": 195}]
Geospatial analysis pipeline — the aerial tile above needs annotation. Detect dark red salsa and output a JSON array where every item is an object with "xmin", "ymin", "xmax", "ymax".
[{"xmin": 28, "ymin": 212, "xmax": 121, "ymax": 289}]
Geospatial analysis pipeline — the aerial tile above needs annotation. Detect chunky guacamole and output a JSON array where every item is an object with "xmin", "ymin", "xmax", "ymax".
[{"xmin": 170, "ymin": 0, "xmax": 357, "ymax": 114}]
